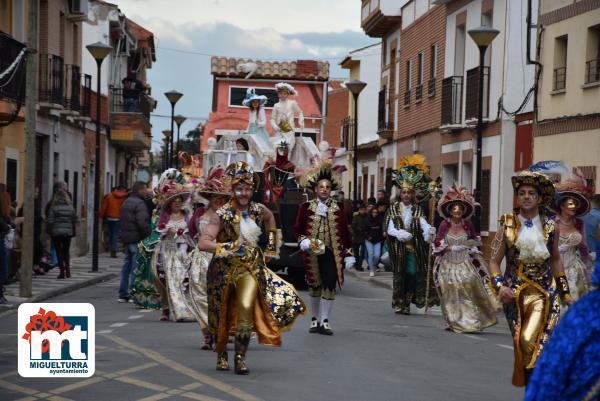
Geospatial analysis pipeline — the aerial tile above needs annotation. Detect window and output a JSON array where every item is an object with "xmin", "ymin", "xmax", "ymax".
[
  {"xmin": 370, "ymin": 174, "xmax": 375, "ymax": 198},
  {"xmin": 585, "ymin": 24, "xmax": 600, "ymax": 84},
  {"xmin": 553, "ymin": 35, "xmax": 568, "ymax": 91},
  {"xmin": 481, "ymin": 11, "xmax": 493, "ymax": 67},
  {"xmin": 64, "ymin": 169, "xmax": 69, "ymax": 186},
  {"xmin": 6, "ymin": 158, "xmax": 17, "ymax": 203},
  {"xmin": 229, "ymin": 86, "xmax": 278, "ymax": 107},
  {"xmin": 454, "ymin": 24, "xmax": 466, "ymax": 76},
  {"xmin": 429, "ymin": 44, "xmax": 437, "ymax": 97},
  {"xmin": 416, "ymin": 52, "xmax": 424, "ymax": 101},
  {"xmin": 404, "ymin": 59, "xmax": 412, "ymax": 106},
  {"xmin": 73, "ymin": 171, "xmax": 78, "ymax": 216}
]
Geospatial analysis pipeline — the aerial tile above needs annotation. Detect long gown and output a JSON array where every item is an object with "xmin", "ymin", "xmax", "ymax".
[
  {"xmin": 433, "ymin": 230, "xmax": 498, "ymax": 333},
  {"xmin": 559, "ymin": 231, "xmax": 591, "ymax": 301},
  {"xmin": 153, "ymin": 216, "xmax": 194, "ymax": 321},
  {"xmin": 131, "ymin": 215, "xmax": 162, "ymax": 310},
  {"xmin": 185, "ymin": 216, "xmax": 212, "ymax": 330}
]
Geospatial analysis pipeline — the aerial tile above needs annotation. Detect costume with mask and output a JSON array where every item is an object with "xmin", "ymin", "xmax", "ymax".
[
  {"xmin": 490, "ymin": 165, "xmax": 571, "ymax": 387},
  {"xmin": 432, "ymin": 184, "xmax": 498, "ymax": 333},
  {"xmin": 270, "ymin": 82, "xmax": 304, "ymax": 153},
  {"xmin": 206, "ymin": 162, "xmax": 305, "ymax": 374},
  {"xmin": 294, "ymin": 161, "xmax": 354, "ymax": 335},
  {"xmin": 262, "ymin": 141, "xmax": 296, "ymax": 204},
  {"xmin": 384, "ymin": 154, "xmax": 438, "ymax": 315},
  {"xmin": 553, "ymin": 173, "xmax": 593, "ymax": 301}
]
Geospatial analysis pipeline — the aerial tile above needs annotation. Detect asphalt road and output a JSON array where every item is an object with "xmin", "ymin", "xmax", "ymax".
[{"xmin": 0, "ymin": 275, "xmax": 523, "ymax": 401}]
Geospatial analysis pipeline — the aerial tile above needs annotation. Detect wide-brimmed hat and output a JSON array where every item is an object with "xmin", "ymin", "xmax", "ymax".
[
  {"xmin": 156, "ymin": 180, "xmax": 190, "ymax": 205},
  {"xmin": 242, "ymin": 87, "xmax": 268, "ymax": 107},
  {"xmin": 552, "ymin": 169, "xmax": 592, "ymax": 217},
  {"xmin": 275, "ymin": 82, "xmax": 298, "ymax": 96},
  {"xmin": 511, "ymin": 171, "xmax": 555, "ymax": 207},
  {"xmin": 437, "ymin": 183, "xmax": 479, "ymax": 219},
  {"xmin": 197, "ymin": 167, "xmax": 231, "ymax": 199}
]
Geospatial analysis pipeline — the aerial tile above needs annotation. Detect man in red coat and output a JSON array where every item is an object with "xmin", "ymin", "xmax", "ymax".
[{"xmin": 294, "ymin": 161, "xmax": 354, "ymax": 335}]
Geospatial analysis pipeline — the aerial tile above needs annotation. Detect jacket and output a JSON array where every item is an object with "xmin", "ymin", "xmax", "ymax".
[
  {"xmin": 47, "ymin": 202, "xmax": 77, "ymax": 237},
  {"xmin": 351, "ymin": 213, "xmax": 369, "ymax": 244},
  {"xmin": 100, "ymin": 189, "xmax": 128, "ymax": 219},
  {"xmin": 120, "ymin": 194, "xmax": 151, "ymax": 244},
  {"xmin": 366, "ymin": 214, "xmax": 384, "ymax": 243}
]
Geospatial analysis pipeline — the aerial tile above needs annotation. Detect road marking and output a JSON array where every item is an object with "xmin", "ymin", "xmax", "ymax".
[
  {"xmin": 137, "ymin": 394, "xmax": 172, "ymax": 401},
  {"xmin": 115, "ymin": 362, "xmax": 159, "ymax": 376},
  {"xmin": 0, "ymin": 379, "xmax": 38, "ymax": 395},
  {"xmin": 115, "ymin": 376, "xmax": 170, "ymax": 392},
  {"xmin": 47, "ymin": 395, "xmax": 77, "ymax": 401},
  {"xmin": 181, "ymin": 392, "xmax": 227, "ymax": 401},
  {"xmin": 496, "ymin": 344, "xmax": 513, "ymax": 350},
  {"xmin": 98, "ymin": 329, "xmax": 114, "ymax": 334},
  {"xmin": 139, "ymin": 309, "xmax": 155, "ymax": 313},
  {"xmin": 49, "ymin": 377, "xmax": 105, "ymax": 394},
  {"xmin": 0, "ymin": 371, "xmax": 16, "ymax": 379},
  {"xmin": 180, "ymin": 383, "xmax": 203, "ymax": 391},
  {"xmin": 104, "ymin": 334, "xmax": 265, "ymax": 401},
  {"xmin": 464, "ymin": 334, "xmax": 487, "ymax": 341},
  {"xmin": 110, "ymin": 322, "xmax": 128, "ymax": 327},
  {"xmin": 128, "ymin": 315, "xmax": 144, "ymax": 320}
]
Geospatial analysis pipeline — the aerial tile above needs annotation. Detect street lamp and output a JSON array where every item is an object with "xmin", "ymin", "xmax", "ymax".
[
  {"xmin": 86, "ymin": 41, "xmax": 112, "ymax": 273},
  {"xmin": 163, "ymin": 130, "xmax": 172, "ymax": 170},
  {"xmin": 468, "ymin": 26, "xmax": 499, "ymax": 233},
  {"xmin": 346, "ymin": 79, "xmax": 367, "ymax": 203},
  {"xmin": 173, "ymin": 114, "xmax": 187, "ymax": 169},
  {"xmin": 164, "ymin": 90, "xmax": 183, "ymax": 168}
]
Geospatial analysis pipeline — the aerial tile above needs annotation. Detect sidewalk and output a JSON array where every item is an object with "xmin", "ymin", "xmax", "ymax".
[{"xmin": 2, "ymin": 252, "xmax": 123, "ymax": 307}]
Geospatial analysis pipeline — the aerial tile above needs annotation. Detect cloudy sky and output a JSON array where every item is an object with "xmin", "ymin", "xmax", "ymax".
[{"xmin": 115, "ymin": 0, "xmax": 378, "ymax": 150}]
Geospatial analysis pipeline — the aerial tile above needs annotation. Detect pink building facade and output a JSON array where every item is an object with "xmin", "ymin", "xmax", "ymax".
[{"xmin": 201, "ymin": 57, "xmax": 330, "ymax": 157}]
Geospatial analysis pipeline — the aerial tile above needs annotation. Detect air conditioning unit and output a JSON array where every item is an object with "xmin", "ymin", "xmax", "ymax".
[{"xmin": 67, "ymin": 0, "xmax": 89, "ymax": 22}]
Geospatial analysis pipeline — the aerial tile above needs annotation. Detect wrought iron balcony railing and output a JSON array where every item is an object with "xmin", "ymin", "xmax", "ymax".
[
  {"xmin": 553, "ymin": 67, "xmax": 566, "ymax": 91},
  {"xmin": 465, "ymin": 66, "xmax": 490, "ymax": 120},
  {"xmin": 441, "ymin": 76, "xmax": 463, "ymax": 125},
  {"xmin": 585, "ymin": 59, "xmax": 599, "ymax": 85}
]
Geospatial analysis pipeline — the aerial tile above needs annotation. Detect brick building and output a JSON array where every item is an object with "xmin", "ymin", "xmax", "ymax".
[{"xmin": 323, "ymin": 80, "xmax": 348, "ymax": 149}]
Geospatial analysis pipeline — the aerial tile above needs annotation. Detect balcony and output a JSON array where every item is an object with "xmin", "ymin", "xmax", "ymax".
[
  {"xmin": 341, "ymin": 116, "xmax": 355, "ymax": 149},
  {"xmin": 553, "ymin": 67, "xmax": 566, "ymax": 91},
  {"xmin": 64, "ymin": 65, "xmax": 81, "ymax": 112},
  {"xmin": 361, "ymin": 0, "xmax": 401, "ymax": 38},
  {"xmin": 39, "ymin": 54, "xmax": 64, "ymax": 107},
  {"xmin": 441, "ymin": 76, "xmax": 463, "ymax": 126},
  {"xmin": 80, "ymin": 74, "xmax": 92, "ymax": 117},
  {"xmin": 585, "ymin": 59, "xmax": 599, "ymax": 85},
  {"xmin": 415, "ymin": 84, "xmax": 423, "ymax": 102},
  {"xmin": 377, "ymin": 122, "xmax": 394, "ymax": 140},
  {"xmin": 404, "ymin": 90, "xmax": 411, "ymax": 107},
  {"xmin": 465, "ymin": 66, "xmax": 490, "ymax": 121},
  {"xmin": 428, "ymin": 78, "xmax": 436, "ymax": 97},
  {"xmin": 109, "ymin": 87, "xmax": 154, "ymax": 152},
  {"xmin": 0, "ymin": 32, "xmax": 26, "ymax": 103}
]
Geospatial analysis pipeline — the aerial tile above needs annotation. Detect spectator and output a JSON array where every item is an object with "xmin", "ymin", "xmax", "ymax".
[
  {"xmin": 365, "ymin": 206, "xmax": 384, "ymax": 277},
  {"xmin": 351, "ymin": 203, "xmax": 369, "ymax": 271},
  {"xmin": 377, "ymin": 201, "xmax": 389, "ymax": 215},
  {"xmin": 376, "ymin": 189, "xmax": 387, "ymax": 205},
  {"xmin": 0, "ymin": 194, "xmax": 12, "ymax": 304},
  {"xmin": 235, "ymin": 138, "xmax": 256, "ymax": 169},
  {"xmin": 119, "ymin": 181, "xmax": 151, "ymax": 303},
  {"xmin": 100, "ymin": 185, "xmax": 128, "ymax": 258},
  {"xmin": 337, "ymin": 190, "xmax": 354, "ymax": 225},
  {"xmin": 46, "ymin": 190, "xmax": 77, "ymax": 279},
  {"xmin": 121, "ymin": 69, "xmax": 145, "ymax": 112},
  {"xmin": 582, "ymin": 194, "xmax": 600, "ymax": 256},
  {"xmin": 16, "ymin": 187, "xmax": 45, "ymax": 276},
  {"xmin": 45, "ymin": 182, "xmax": 71, "ymax": 268}
]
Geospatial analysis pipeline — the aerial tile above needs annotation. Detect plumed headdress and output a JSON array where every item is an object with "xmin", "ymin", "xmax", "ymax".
[
  {"xmin": 511, "ymin": 161, "xmax": 560, "ymax": 207},
  {"xmin": 155, "ymin": 168, "xmax": 190, "ymax": 205},
  {"xmin": 224, "ymin": 161, "xmax": 257, "ymax": 187},
  {"xmin": 197, "ymin": 167, "xmax": 231, "ymax": 199},
  {"xmin": 392, "ymin": 153, "xmax": 431, "ymax": 191},
  {"xmin": 242, "ymin": 87, "xmax": 268, "ymax": 107},
  {"xmin": 302, "ymin": 160, "xmax": 341, "ymax": 191},
  {"xmin": 437, "ymin": 183, "xmax": 480, "ymax": 219},
  {"xmin": 275, "ymin": 82, "xmax": 298, "ymax": 96}
]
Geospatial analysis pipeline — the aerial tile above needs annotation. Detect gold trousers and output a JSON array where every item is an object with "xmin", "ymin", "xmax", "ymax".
[
  {"xmin": 235, "ymin": 271, "xmax": 258, "ymax": 329},
  {"xmin": 518, "ymin": 286, "xmax": 546, "ymax": 368}
]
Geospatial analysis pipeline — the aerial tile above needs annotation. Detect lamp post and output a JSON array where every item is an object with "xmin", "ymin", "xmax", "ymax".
[
  {"xmin": 173, "ymin": 114, "xmax": 187, "ymax": 169},
  {"xmin": 86, "ymin": 41, "xmax": 112, "ymax": 273},
  {"xmin": 468, "ymin": 26, "xmax": 499, "ymax": 233},
  {"xmin": 345, "ymin": 80, "xmax": 367, "ymax": 203},
  {"xmin": 162, "ymin": 130, "xmax": 172, "ymax": 170},
  {"xmin": 164, "ymin": 90, "xmax": 183, "ymax": 168}
]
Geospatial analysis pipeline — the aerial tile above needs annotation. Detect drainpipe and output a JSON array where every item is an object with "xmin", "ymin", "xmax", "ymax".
[
  {"xmin": 320, "ymin": 79, "xmax": 328, "ymax": 143},
  {"xmin": 527, "ymin": 0, "xmax": 543, "ymax": 123}
]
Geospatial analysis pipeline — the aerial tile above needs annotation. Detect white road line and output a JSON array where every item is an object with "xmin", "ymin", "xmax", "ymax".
[
  {"xmin": 110, "ymin": 322, "xmax": 128, "ymax": 328},
  {"xmin": 496, "ymin": 344, "xmax": 513, "ymax": 350},
  {"xmin": 128, "ymin": 315, "xmax": 143, "ymax": 320},
  {"xmin": 138, "ymin": 309, "xmax": 154, "ymax": 313},
  {"xmin": 464, "ymin": 334, "xmax": 487, "ymax": 341},
  {"xmin": 97, "ymin": 330, "xmax": 114, "ymax": 334}
]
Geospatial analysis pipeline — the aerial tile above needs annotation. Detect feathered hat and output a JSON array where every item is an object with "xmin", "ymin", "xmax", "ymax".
[
  {"xmin": 155, "ymin": 168, "xmax": 191, "ymax": 205},
  {"xmin": 302, "ymin": 160, "xmax": 341, "ymax": 191},
  {"xmin": 552, "ymin": 169, "xmax": 592, "ymax": 217},
  {"xmin": 224, "ymin": 161, "xmax": 258, "ymax": 187},
  {"xmin": 511, "ymin": 161, "xmax": 561, "ymax": 207},
  {"xmin": 242, "ymin": 87, "xmax": 268, "ymax": 107},
  {"xmin": 392, "ymin": 154, "xmax": 431, "ymax": 191},
  {"xmin": 196, "ymin": 167, "xmax": 231, "ymax": 199},
  {"xmin": 437, "ymin": 183, "xmax": 480, "ymax": 219},
  {"xmin": 275, "ymin": 82, "xmax": 298, "ymax": 96}
]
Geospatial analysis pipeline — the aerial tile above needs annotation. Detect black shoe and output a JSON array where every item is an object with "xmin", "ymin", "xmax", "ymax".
[
  {"xmin": 355, "ymin": 266, "xmax": 364, "ymax": 272},
  {"xmin": 309, "ymin": 317, "xmax": 320, "ymax": 333},
  {"xmin": 319, "ymin": 319, "xmax": 333, "ymax": 335}
]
